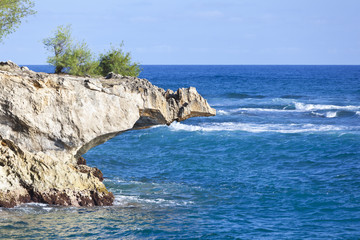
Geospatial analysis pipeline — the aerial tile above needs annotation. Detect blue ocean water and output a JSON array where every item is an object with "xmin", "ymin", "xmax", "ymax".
[{"xmin": 1, "ymin": 65, "xmax": 360, "ymax": 239}]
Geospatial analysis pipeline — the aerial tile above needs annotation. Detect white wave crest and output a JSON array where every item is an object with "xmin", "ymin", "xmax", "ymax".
[
  {"xmin": 169, "ymin": 122, "xmax": 358, "ymax": 134},
  {"xmin": 294, "ymin": 102, "xmax": 360, "ymax": 111},
  {"xmin": 311, "ymin": 111, "xmax": 338, "ymax": 118},
  {"xmin": 235, "ymin": 107, "xmax": 292, "ymax": 112},
  {"xmin": 218, "ymin": 103, "xmax": 360, "ymax": 116},
  {"xmin": 114, "ymin": 195, "xmax": 193, "ymax": 207},
  {"xmin": 217, "ymin": 107, "xmax": 296, "ymax": 116},
  {"xmin": 325, "ymin": 111, "xmax": 337, "ymax": 118},
  {"xmin": 24, "ymin": 203, "xmax": 49, "ymax": 207},
  {"xmin": 311, "ymin": 111, "xmax": 324, "ymax": 117},
  {"xmin": 9, "ymin": 202, "xmax": 56, "ymax": 214},
  {"xmin": 217, "ymin": 110, "xmax": 230, "ymax": 115}
]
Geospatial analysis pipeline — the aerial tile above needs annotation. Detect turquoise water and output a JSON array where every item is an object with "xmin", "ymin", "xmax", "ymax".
[{"xmin": 1, "ymin": 65, "xmax": 360, "ymax": 239}]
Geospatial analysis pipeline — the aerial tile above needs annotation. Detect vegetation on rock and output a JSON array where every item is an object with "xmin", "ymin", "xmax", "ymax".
[
  {"xmin": 0, "ymin": 60, "xmax": 215, "ymax": 207},
  {"xmin": 43, "ymin": 25, "xmax": 99, "ymax": 75},
  {"xmin": 43, "ymin": 25, "xmax": 73, "ymax": 74},
  {"xmin": 99, "ymin": 44, "xmax": 141, "ymax": 77},
  {"xmin": 43, "ymin": 25, "xmax": 140, "ymax": 77},
  {"xmin": 0, "ymin": 0, "xmax": 36, "ymax": 42}
]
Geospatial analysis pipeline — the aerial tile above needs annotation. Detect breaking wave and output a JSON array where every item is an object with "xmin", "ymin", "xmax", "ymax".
[
  {"xmin": 169, "ymin": 122, "xmax": 360, "ymax": 134},
  {"xmin": 217, "ymin": 101, "xmax": 360, "ymax": 118},
  {"xmin": 294, "ymin": 102, "xmax": 360, "ymax": 111},
  {"xmin": 311, "ymin": 110, "xmax": 357, "ymax": 118},
  {"xmin": 114, "ymin": 195, "xmax": 194, "ymax": 208}
]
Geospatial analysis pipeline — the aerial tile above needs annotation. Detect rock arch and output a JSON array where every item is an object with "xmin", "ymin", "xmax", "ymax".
[{"xmin": 0, "ymin": 61, "xmax": 215, "ymax": 207}]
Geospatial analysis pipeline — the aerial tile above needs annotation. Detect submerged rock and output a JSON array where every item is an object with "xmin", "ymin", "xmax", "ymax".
[{"xmin": 0, "ymin": 61, "xmax": 216, "ymax": 207}]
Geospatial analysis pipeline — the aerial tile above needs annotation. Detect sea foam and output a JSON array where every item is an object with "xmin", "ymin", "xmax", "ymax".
[
  {"xmin": 294, "ymin": 102, "xmax": 360, "ymax": 111},
  {"xmin": 169, "ymin": 122, "xmax": 358, "ymax": 134},
  {"xmin": 311, "ymin": 111, "xmax": 339, "ymax": 118},
  {"xmin": 114, "ymin": 195, "xmax": 193, "ymax": 207},
  {"xmin": 217, "ymin": 101, "xmax": 360, "ymax": 117}
]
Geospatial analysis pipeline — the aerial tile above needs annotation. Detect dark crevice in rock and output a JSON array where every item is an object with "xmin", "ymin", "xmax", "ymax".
[
  {"xmin": 90, "ymin": 190, "xmax": 114, "ymax": 206},
  {"xmin": 24, "ymin": 187, "xmax": 114, "ymax": 207},
  {"xmin": 92, "ymin": 168, "xmax": 104, "ymax": 182},
  {"xmin": 75, "ymin": 131, "xmax": 125, "ymax": 159},
  {"xmin": 0, "ymin": 103, "xmax": 31, "ymax": 134},
  {"xmin": 77, "ymin": 156, "xmax": 87, "ymax": 165},
  {"xmin": 76, "ymin": 164, "xmax": 104, "ymax": 182},
  {"xmin": 0, "ymin": 193, "xmax": 31, "ymax": 208},
  {"xmin": 134, "ymin": 109, "xmax": 168, "ymax": 128}
]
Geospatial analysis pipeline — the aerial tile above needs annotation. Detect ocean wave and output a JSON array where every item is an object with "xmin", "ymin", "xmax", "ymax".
[
  {"xmin": 105, "ymin": 178, "xmax": 178, "ymax": 186},
  {"xmin": 217, "ymin": 101, "xmax": 360, "ymax": 117},
  {"xmin": 169, "ymin": 122, "xmax": 359, "ymax": 134},
  {"xmin": 218, "ymin": 110, "xmax": 231, "ymax": 115},
  {"xmin": 294, "ymin": 102, "xmax": 360, "ymax": 111},
  {"xmin": 311, "ymin": 110, "xmax": 357, "ymax": 118},
  {"xmin": 23, "ymin": 202, "xmax": 49, "ymax": 207},
  {"xmin": 325, "ymin": 111, "xmax": 338, "ymax": 118},
  {"xmin": 217, "ymin": 106, "xmax": 295, "ymax": 115},
  {"xmin": 235, "ymin": 107, "xmax": 294, "ymax": 112},
  {"xmin": 114, "ymin": 195, "xmax": 193, "ymax": 207},
  {"xmin": 8, "ymin": 202, "xmax": 58, "ymax": 214}
]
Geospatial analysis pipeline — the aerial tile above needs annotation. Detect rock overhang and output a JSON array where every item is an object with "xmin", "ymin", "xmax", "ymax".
[{"xmin": 0, "ymin": 61, "xmax": 216, "ymax": 207}]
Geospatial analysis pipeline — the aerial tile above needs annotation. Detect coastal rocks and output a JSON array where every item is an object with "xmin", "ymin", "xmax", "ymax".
[{"xmin": 0, "ymin": 61, "xmax": 216, "ymax": 207}]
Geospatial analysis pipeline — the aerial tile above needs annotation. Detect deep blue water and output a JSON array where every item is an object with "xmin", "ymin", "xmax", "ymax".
[{"xmin": 1, "ymin": 65, "xmax": 360, "ymax": 239}]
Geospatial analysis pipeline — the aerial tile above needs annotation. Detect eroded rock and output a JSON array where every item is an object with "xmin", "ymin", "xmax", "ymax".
[{"xmin": 0, "ymin": 61, "xmax": 216, "ymax": 207}]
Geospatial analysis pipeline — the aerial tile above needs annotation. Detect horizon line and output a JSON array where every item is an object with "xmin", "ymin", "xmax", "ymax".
[{"xmin": 19, "ymin": 63, "xmax": 360, "ymax": 66}]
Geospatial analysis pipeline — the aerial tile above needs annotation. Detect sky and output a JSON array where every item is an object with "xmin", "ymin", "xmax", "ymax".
[{"xmin": 0, "ymin": 0, "xmax": 360, "ymax": 65}]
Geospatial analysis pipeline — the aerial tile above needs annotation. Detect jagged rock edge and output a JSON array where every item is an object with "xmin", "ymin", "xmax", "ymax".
[{"xmin": 0, "ymin": 61, "xmax": 216, "ymax": 207}]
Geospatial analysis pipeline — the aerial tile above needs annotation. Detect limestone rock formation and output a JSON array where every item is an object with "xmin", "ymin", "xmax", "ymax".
[{"xmin": 0, "ymin": 61, "xmax": 216, "ymax": 207}]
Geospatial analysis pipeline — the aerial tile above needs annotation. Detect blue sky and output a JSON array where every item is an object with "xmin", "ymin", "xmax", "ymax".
[{"xmin": 1, "ymin": 0, "xmax": 359, "ymax": 65}]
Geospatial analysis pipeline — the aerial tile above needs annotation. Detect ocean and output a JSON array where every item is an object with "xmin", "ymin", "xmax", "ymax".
[{"xmin": 1, "ymin": 65, "xmax": 360, "ymax": 239}]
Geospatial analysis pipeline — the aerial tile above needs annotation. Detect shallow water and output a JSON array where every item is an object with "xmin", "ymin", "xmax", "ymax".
[{"xmin": 1, "ymin": 65, "xmax": 360, "ymax": 239}]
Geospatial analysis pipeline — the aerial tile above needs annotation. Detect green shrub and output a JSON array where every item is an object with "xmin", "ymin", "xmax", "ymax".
[
  {"xmin": 98, "ymin": 44, "xmax": 141, "ymax": 77},
  {"xmin": 64, "ymin": 42, "xmax": 99, "ymax": 76},
  {"xmin": 43, "ymin": 25, "xmax": 98, "ymax": 76},
  {"xmin": 44, "ymin": 26, "xmax": 141, "ymax": 77},
  {"xmin": 43, "ymin": 25, "xmax": 72, "ymax": 74}
]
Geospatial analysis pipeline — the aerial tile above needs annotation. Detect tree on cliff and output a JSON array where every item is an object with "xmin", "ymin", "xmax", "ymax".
[
  {"xmin": 43, "ymin": 25, "xmax": 73, "ymax": 74},
  {"xmin": 64, "ymin": 42, "xmax": 99, "ymax": 76},
  {"xmin": 43, "ymin": 25, "xmax": 98, "ymax": 75},
  {"xmin": 0, "ymin": 0, "xmax": 36, "ymax": 42},
  {"xmin": 99, "ymin": 44, "xmax": 141, "ymax": 77},
  {"xmin": 44, "ymin": 25, "xmax": 141, "ymax": 77}
]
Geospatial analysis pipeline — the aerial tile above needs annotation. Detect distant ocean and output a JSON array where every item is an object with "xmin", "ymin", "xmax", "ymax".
[{"xmin": 1, "ymin": 65, "xmax": 360, "ymax": 239}]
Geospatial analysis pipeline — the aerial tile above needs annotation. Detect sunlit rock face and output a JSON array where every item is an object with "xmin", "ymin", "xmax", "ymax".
[{"xmin": 0, "ymin": 61, "xmax": 216, "ymax": 207}]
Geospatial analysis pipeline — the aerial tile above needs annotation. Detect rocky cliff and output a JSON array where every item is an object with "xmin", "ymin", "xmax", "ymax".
[{"xmin": 0, "ymin": 61, "xmax": 216, "ymax": 208}]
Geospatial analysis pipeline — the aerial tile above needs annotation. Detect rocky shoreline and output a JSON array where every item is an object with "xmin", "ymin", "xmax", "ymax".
[{"xmin": 0, "ymin": 61, "xmax": 216, "ymax": 208}]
